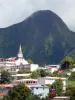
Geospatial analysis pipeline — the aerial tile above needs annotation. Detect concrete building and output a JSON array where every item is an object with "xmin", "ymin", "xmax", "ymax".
[
  {"xmin": 12, "ymin": 79, "xmax": 38, "ymax": 86},
  {"xmin": 30, "ymin": 84, "xmax": 49, "ymax": 98},
  {"xmin": 45, "ymin": 65, "xmax": 60, "ymax": 73},
  {"xmin": 0, "ymin": 45, "xmax": 39, "ymax": 73},
  {"xmin": 38, "ymin": 77, "xmax": 67, "ymax": 91}
]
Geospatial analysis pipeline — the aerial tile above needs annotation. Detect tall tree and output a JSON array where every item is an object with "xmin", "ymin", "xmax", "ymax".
[
  {"xmin": 61, "ymin": 56, "xmax": 74, "ymax": 70},
  {"xmin": 39, "ymin": 69, "xmax": 47, "ymax": 77},
  {"xmin": 31, "ymin": 71, "xmax": 39, "ymax": 79},
  {"xmin": 1, "ymin": 70, "xmax": 12, "ymax": 84},
  {"xmin": 3, "ymin": 84, "xmax": 30, "ymax": 100},
  {"xmin": 52, "ymin": 79, "xmax": 63, "ymax": 96}
]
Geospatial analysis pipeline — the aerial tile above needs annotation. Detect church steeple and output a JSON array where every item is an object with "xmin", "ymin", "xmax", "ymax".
[{"xmin": 17, "ymin": 45, "xmax": 23, "ymax": 58}]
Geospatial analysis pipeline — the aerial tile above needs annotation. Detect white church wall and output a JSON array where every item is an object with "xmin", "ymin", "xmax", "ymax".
[
  {"xmin": 30, "ymin": 64, "xmax": 39, "ymax": 71},
  {"xmin": 0, "ymin": 45, "xmax": 39, "ymax": 73}
]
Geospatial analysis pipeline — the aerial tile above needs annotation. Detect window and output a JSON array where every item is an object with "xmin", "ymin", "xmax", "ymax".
[
  {"xmin": 26, "ymin": 81, "xmax": 28, "ymax": 84},
  {"xmin": 33, "ymin": 81, "xmax": 35, "ymax": 83},
  {"xmin": 28, "ymin": 81, "xmax": 30, "ymax": 84},
  {"xmin": 43, "ymin": 87, "xmax": 44, "ymax": 90},
  {"xmin": 31, "ymin": 93, "xmax": 33, "ymax": 95},
  {"xmin": 31, "ymin": 88, "xmax": 33, "ymax": 90}
]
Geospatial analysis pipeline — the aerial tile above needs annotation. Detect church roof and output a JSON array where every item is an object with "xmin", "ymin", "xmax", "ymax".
[{"xmin": 6, "ymin": 57, "xmax": 17, "ymax": 61}]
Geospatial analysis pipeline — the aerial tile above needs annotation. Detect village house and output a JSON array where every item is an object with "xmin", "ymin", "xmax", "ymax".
[
  {"xmin": 30, "ymin": 84, "xmax": 49, "ymax": 98},
  {"xmin": 38, "ymin": 77, "xmax": 67, "ymax": 91}
]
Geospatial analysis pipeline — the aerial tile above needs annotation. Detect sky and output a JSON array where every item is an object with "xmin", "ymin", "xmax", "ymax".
[{"xmin": 0, "ymin": 0, "xmax": 75, "ymax": 31}]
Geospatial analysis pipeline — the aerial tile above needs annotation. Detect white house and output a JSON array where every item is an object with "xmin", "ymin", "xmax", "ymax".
[
  {"xmin": 30, "ymin": 84, "xmax": 49, "ymax": 98},
  {"xmin": 45, "ymin": 65, "xmax": 60, "ymax": 73},
  {"xmin": 12, "ymin": 79, "xmax": 38, "ymax": 86},
  {"xmin": 38, "ymin": 77, "xmax": 67, "ymax": 91}
]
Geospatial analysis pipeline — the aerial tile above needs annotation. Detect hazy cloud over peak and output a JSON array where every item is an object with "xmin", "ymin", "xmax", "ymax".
[{"xmin": 0, "ymin": 0, "xmax": 75, "ymax": 31}]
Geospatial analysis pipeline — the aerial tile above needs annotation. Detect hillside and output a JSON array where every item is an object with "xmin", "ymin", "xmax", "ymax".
[{"xmin": 0, "ymin": 10, "xmax": 75, "ymax": 64}]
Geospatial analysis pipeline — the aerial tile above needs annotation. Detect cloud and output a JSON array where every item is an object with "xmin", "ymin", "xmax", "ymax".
[{"xmin": 0, "ymin": 0, "xmax": 75, "ymax": 31}]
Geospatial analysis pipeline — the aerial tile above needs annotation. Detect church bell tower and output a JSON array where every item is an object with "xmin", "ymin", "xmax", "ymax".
[
  {"xmin": 17, "ymin": 45, "xmax": 28, "ymax": 65},
  {"xmin": 17, "ymin": 45, "xmax": 23, "ymax": 58}
]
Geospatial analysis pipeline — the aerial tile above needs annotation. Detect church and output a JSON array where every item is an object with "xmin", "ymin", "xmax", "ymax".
[{"xmin": 0, "ymin": 45, "xmax": 39, "ymax": 73}]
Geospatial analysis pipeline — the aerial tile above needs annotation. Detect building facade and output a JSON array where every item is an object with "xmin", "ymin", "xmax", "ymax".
[
  {"xmin": 38, "ymin": 77, "xmax": 67, "ymax": 91},
  {"xmin": 30, "ymin": 84, "xmax": 49, "ymax": 98},
  {"xmin": 0, "ymin": 45, "xmax": 39, "ymax": 73},
  {"xmin": 45, "ymin": 65, "xmax": 60, "ymax": 73}
]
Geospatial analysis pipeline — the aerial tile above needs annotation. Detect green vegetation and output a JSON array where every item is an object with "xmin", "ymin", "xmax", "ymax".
[
  {"xmin": 50, "ymin": 71, "xmax": 67, "ymax": 77},
  {"xmin": 66, "ymin": 85, "xmax": 75, "ymax": 100},
  {"xmin": 2, "ymin": 84, "xmax": 30, "ymax": 100},
  {"xmin": 69, "ymin": 72, "xmax": 75, "ymax": 81},
  {"xmin": 45, "ymin": 84, "xmax": 51, "ymax": 87},
  {"xmin": 52, "ymin": 79, "xmax": 63, "ymax": 96},
  {"xmin": 0, "ymin": 10, "xmax": 75, "ymax": 64},
  {"xmin": 30, "ymin": 71, "xmax": 39, "ymax": 79},
  {"xmin": 0, "ymin": 10, "xmax": 75, "ymax": 99},
  {"xmin": 27, "ymin": 59, "xmax": 34, "ymax": 64},
  {"xmin": 26, "ymin": 95, "xmax": 40, "ymax": 100},
  {"xmin": 30, "ymin": 69, "xmax": 50, "ymax": 78},
  {"xmin": 67, "ymin": 80, "xmax": 75, "ymax": 86},
  {"xmin": 0, "ymin": 71, "xmax": 12, "ymax": 84},
  {"xmin": 61, "ymin": 56, "xmax": 74, "ymax": 70},
  {"xmin": 17, "ymin": 70, "xmax": 31, "ymax": 74},
  {"xmin": 39, "ymin": 69, "xmax": 48, "ymax": 77},
  {"xmin": 50, "ymin": 71, "xmax": 58, "ymax": 77},
  {"xmin": 57, "ymin": 72, "xmax": 68, "ymax": 77},
  {"xmin": 2, "ymin": 84, "xmax": 48, "ymax": 100}
]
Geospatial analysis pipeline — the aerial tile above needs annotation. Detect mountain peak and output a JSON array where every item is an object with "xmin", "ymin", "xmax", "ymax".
[{"xmin": 0, "ymin": 10, "xmax": 75, "ymax": 64}]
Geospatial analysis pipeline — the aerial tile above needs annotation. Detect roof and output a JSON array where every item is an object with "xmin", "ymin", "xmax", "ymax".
[
  {"xmin": 0, "ymin": 92, "xmax": 8, "ymax": 97},
  {"xmin": 0, "ymin": 57, "xmax": 17, "ymax": 61},
  {"xmin": 30, "ymin": 84, "xmax": 48, "ymax": 88},
  {"xmin": 54, "ymin": 96, "xmax": 70, "ymax": 99},
  {"xmin": 44, "ymin": 77, "xmax": 67, "ymax": 80},
  {"xmin": 48, "ymin": 67, "xmax": 58, "ymax": 69},
  {"xmin": 58, "ymin": 70, "xmax": 64, "ymax": 73},
  {"xmin": 46, "ymin": 64, "xmax": 60, "ymax": 67},
  {"xmin": 6, "ymin": 57, "xmax": 17, "ymax": 61},
  {"xmin": 0, "ymin": 84, "xmax": 13, "ymax": 87},
  {"xmin": 12, "ymin": 74, "xmax": 31, "ymax": 77},
  {"xmin": 13, "ymin": 79, "xmax": 37, "ymax": 82}
]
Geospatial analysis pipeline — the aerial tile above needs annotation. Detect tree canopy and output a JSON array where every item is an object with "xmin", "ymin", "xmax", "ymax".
[
  {"xmin": 27, "ymin": 59, "xmax": 34, "ymax": 64},
  {"xmin": 2, "ymin": 84, "xmax": 48, "ymax": 100},
  {"xmin": 17, "ymin": 70, "xmax": 31, "ymax": 74},
  {"xmin": 68, "ymin": 72, "xmax": 75, "ymax": 81},
  {"xmin": 3, "ymin": 84, "xmax": 30, "ymax": 100},
  {"xmin": 30, "ymin": 71, "xmax": 39, "ymax": 79},
  {"xmin": 0, "ymin": 70, "xmax": 12, "ymax": 84},
  {"xmin": 66, "ymin": 85, "xmax": 75, "ymax": 100},
  {"xmin": 39, "ymin": 69, "xmax": 47, "ymax": 77},
  {"xmin": 52, "ymin": 79, "xmax": 63, "ymax": 96},
  {"xmin": 61, "ymin": 56, "xmax": 74, "ymax": 70}
]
